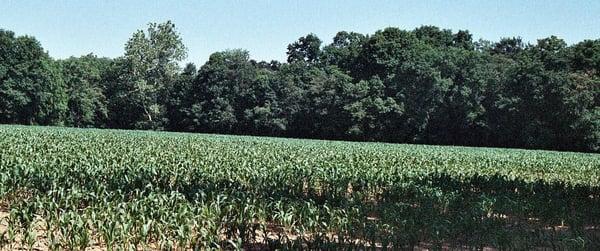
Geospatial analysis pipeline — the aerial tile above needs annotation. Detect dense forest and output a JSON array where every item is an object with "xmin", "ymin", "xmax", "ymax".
[{"xmin": 1, "ymin": 21, "xmax": 598, "ymax": 152}]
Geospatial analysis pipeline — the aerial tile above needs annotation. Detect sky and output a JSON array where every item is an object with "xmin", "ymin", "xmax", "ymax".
[{"xmin": 2, "ymin": 0, "xmax": 600, "ymax": 65}]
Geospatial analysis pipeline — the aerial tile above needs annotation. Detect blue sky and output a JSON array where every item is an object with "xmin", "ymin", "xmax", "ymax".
[{"xmin": 2, "ymin": 0, "xmax": 599, "ymax": 65}]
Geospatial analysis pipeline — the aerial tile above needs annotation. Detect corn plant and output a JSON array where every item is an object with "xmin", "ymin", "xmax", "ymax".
[{"xmin": 0, "ymin": 125, "xmax": 598, "ymax": 250}]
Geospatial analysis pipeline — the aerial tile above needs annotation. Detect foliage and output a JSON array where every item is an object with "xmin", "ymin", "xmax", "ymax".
[
  {"xmin": 0, "ymin": 29, "xmax": 68, "ymax": 125},
  {"xmin": 0, "ymin": 125, "xmax": 599, "ymax": 249},
  {"xmin": 1, "ymin": 22, "xmax": 599, "ymax": 152},
  {"xmin": 118, "ymin": 20, "xmax": 187, "ymax": 130},
  {"xmin": 58, "ymin": 54, "xmax": 111, "ymax": 128}
]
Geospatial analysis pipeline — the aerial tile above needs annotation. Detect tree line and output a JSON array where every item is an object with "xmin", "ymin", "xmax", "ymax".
[{"xmin": 1, "ymin": 21, "xmax": 598, "ymax": 152}]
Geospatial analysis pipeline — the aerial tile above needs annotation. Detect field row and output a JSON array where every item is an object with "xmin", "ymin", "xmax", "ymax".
[{"xmin": 1, "ymin": 125, "xmax": 599, "ymax": 250}]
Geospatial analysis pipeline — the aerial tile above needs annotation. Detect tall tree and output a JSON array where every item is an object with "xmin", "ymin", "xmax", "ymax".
[
  {"xmin": 491, "ymin": 37, "xmax": 526, "ymax": 56},
  {"xmin": 164, "ymin": 63, "xmax": 197, "ymax": 131},
  {"xmin": 187, "ymin": 50, "xmax": 260, "ymax": 134},
  {"xmin": 59, "ymin": 54, "xmax": 111, "ymax": 127},
  {"xmin": 343, "ymin": 77, "xmax": 403, "ymax": 140},
  {"xmin": 117, "ymin": 20, "xmax": 187, "ymax": 129},
  {"xmin": 287, "ymin": 34, "xmax": 322, "ymax": 65},
  {"xmin": 452, "ymin": 30, "xmax": 475, "ymax": 50},
  {"xmin": 0, "ymin": 24, "xmax": 598, "ymax": 152},
  {"xmin": 0, "ymin": 29, "xmax": 67, "ymax": 125},
  {"xmin": 530, "ymin": 36, "xmax": 569, "ymax": 71},
  {"xmin": 413, "ymin": 25, "xmax": 454, "ymax": 47},
  {"xmin": 569, "ymin": 39, "xmax": 600, "ymax": 74},
  {"xmin": 321, "ymin": 31, "xmax": 367, "ymax": 79}
]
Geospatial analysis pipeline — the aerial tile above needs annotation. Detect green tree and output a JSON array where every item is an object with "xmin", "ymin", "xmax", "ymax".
[
  {"xmin": 425, "ymin": 48, "xmax": 492, "ymax": 145},
  {"xmin": 0, "ymin": 29, "xmax": 67, "ymax": 125},
  {"xmin": 59, "ymin": 54, "xmax": 111, "ymax": 127},
  {"xmin": 165, "ymin": 63, "xmax": 197, "ymax": 131},
  {"xmin": 1, "ymin": 24, "xmax": 598, "ymax": 152},
  {"xmin": 569, "ymin": 39, "xmax": 600, "ymax": 74},
  {"xmin": 452, "ymin": 30, "xmax": 475, "ymax": 50},
  {"xmin": 530, "ymin": 36, "xmax": 569, "ymax": 71},
  {"xmin": 287, "ymin": 34, "xmax": 322, "ymax": 65},
  {"xmin": 491, "ymin": 37, "xmax": 526, "ymax": 56},
  {"xmin": 343, "ymin": 77, "xmax": 403, "ymax": 140},
  {"xmin": 321, "ymin": 31, "xmax": 367, "ymax": 79},
  {"xmin": 242, "ymin": 76, "xmax": 287, "ymax": 135},
  {"xmin": 413, "ymin": 25, "xmax": 454, "ymax": 47},
  {"xmin": 295, "ymin": 66, "xmax": 354, "ymax": 139},
  {"xmin": 118, "ymin": 20, "xmax": 187, "ymax": 129},
  {"xmin": 187, "ymin": 50, "xmax": 260, "ymax": 133}
]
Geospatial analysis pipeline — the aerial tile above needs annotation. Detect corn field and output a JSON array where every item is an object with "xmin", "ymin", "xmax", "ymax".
[{"xmin": 0, "ymin": 125, "xmax": 599, "ymax": 250}]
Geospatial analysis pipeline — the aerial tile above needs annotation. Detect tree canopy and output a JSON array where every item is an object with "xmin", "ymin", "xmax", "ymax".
[{"xmin": 1, "ymin": 22, "xmax": 598, "ymax": 152}]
